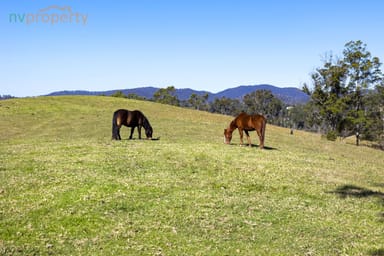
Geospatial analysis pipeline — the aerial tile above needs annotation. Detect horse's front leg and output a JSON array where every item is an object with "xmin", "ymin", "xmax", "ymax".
[
  {"xmin": 129, "ymin": 127, "xmax": 135, "ymax": 139},
  {"xmin": 138, "ymin": 126, "xmax": 142, "ymax": 139},
  {"xmin": 238, "ymin": 129, "xmax": 244, "ymax": 146},
  {"xmin": 245, "ymin": 130, "xmax": 252, "ymax": 147},
  {"xmin": 256, "ymin": 130, "xmax": 264, "ymax": 149}
]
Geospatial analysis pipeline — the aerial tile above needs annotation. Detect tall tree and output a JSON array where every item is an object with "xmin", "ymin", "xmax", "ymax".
[
  {"xmin": 210, "ymin": 97, "xmax": 242, "ymax": 116},
  {"xmin": 362, "ymin": 84, "xmax": 384, "ymax": 147},
  {"xmin": 342, "ymin": 40, "xmax": 383, "ymax": 145},
  {"xmin": 243, "ymin": 90, "xmax": 283, "ymax": 124},
  {"xmin": 305, "ymin": 56, "xmax": 348, "ymax": 133},
  {"xmin": 153, "ymin": 86, "xmax": 180, "ymax": 106},
  {"xmin": 288, "ymin": 104, "xmax": 307, "ymax": 129},
  {"xmin": 304, "ymin": 41, "xmax": 383, "ymax": 145},
  {"xmin": 188, "ymin": 93, "xmax": 209, "ymax": 111},
  {"xmin": 111, "ymin": 90, "xmax": 127, "ymax": 98}
]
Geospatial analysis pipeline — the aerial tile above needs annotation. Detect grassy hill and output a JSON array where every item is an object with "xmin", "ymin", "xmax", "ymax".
[{"xmin": 0, "ymin": 96, "xmax": 383, "ymax": 255}]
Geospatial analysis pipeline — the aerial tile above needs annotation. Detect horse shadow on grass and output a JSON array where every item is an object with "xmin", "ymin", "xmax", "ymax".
[
  {"xmin": 121, "ymin": 137, "xmax": 161, "ymax": 141},
  {"xmin": 227, "ymin": 143, "xmax": 278, "ymax": 150},
  {"xmin": 330, "ymin": 184, "xmax": 384, "ymax": 200},
  {"xmin": 252, "ymin": 144, "xmax": 278, "ymax": 150},
  {"xmin": 329, "ymin": 184, "xmax": 384, "ymax": 256},
  {"xmin": 370, "ymin": 248, "xmax": 384, "ymax": 256}
]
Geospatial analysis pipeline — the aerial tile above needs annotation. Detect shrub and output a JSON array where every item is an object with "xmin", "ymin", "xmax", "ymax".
[{"xmin": 326, "ymin": 131, "xmax": 338, "ymax": 141}]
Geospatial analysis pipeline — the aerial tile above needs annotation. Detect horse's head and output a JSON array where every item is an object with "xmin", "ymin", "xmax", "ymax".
[
  {"xmin": 224, "ymin": 128, "xmax": 232, "ymax": 144},
  {"xmin": 142, "ymin": 117, "xmax": 153, "ymax": 139},
  {"xmin": 145, "ymin": 127, "xmax": 153, "ymax": 139}
]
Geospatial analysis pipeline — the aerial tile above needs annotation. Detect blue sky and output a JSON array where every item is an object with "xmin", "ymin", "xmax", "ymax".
[{"xmin": 1, "ymin": 0, "xmax": 384, "ymax": 97}]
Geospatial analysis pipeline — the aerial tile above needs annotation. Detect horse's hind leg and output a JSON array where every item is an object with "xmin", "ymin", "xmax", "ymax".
[
  {"xmin": 245, "ymin": 130, "xmax": 252, "ymax": 147},
  {"xmin": 112, "ymin": 127, "xmax": 117, "ymax": 140},
  {"xmin": 113, "ymin": 126, "xmax": 121, "ymax": 140},
  {"xmin": 256, "ymin": 130, "xmax": 263, "ymax": 149},
  {"xmin": 117, "ymin": 127, "xmax": 121, "ymax": 140},
  {"xmin": 112, "ymin": 122, "xmax": 121, "ymax": 140}
]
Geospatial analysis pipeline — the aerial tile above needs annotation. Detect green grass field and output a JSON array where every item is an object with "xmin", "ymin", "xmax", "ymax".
[{"xmin": 0, "ymin": 96, "xmax": 383, "ymax": 255}]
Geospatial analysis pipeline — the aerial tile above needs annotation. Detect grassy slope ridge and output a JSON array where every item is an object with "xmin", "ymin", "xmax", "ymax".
[{"xmin": 0, "ymin": 96, "xmax": 383, "ymax": 255}]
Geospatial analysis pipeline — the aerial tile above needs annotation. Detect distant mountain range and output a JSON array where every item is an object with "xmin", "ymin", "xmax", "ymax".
[{"xmin": 47, "ymin": 84, "xmax": 309, "ymax": 105}]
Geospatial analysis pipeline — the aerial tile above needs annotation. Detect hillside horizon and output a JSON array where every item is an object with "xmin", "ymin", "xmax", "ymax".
[{"xmin": 46, "ymin": 84, "xmax": 309, "ymax": 105}]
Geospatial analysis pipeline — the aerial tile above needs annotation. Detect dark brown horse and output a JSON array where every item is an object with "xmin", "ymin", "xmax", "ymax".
[
  {"xmin": 112, "ymin": 109, "xmax": 153, "ymax": 140},
  {"xmin": 224, "ymin": 112, "xmax": 266, "ymax": 148}
]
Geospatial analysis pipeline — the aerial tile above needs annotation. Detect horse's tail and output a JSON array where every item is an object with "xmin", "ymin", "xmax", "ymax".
[
  {"xmin": 112, "ymin": 110, "xmax": 119, "ymax": 140},
  {"xmin": 260, "ymin": 116, "xmax": 267, "ymax": 149}
]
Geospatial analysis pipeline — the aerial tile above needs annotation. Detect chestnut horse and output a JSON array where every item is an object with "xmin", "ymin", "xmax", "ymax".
[
  {"xmin": 112, "ymin": 109, "xmax": 153, "ymax": 140},
  {"xmin": 224, "ymin": 112, "xmax": 266, "ymax": 148}
]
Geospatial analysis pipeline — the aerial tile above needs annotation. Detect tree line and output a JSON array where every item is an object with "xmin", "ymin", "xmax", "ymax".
[
  {"xmin": 0, "ymin": 95, "xmax": 15, "ymax": 100},
  {"xmin": 111, "ymin": 40, "xmax": 383, "ymax": 148},
  {"xmin": 112, "ymin": 87, "xmax": 288, "ymax": 126}
]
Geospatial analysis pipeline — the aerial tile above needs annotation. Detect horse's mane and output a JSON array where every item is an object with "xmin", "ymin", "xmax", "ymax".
[
  {"xmin": 229, "ymin": 120, "xmax": 237, "ymax": 130},
  {"xmin": 142, "ymin": 114, "xmax": 152, "ymax": 131}
]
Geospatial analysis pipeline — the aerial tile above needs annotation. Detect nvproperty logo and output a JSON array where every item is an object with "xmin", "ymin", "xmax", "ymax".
[{"xmin": 9, "ymin": 5, "xmax": 88, "ymax": 25}]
